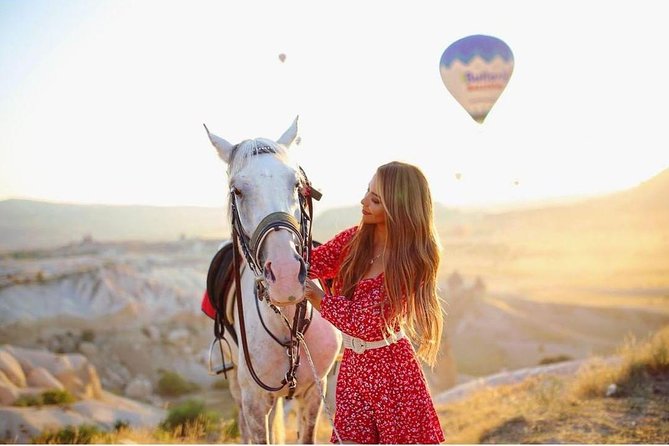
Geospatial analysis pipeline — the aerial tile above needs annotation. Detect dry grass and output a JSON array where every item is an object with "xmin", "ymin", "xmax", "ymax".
[
  {"xmin": 437, "ymin": 325, "xmax": 669, "ymax": 444},
  {"xmin": 571, "ymin": 326, "xmax": 669, "ymax": 399},
  {"xmin": 36, "ymin": 418, "xmax": 242, "ymax": 444},
  {"xmin": 35, "ymin": 404, "xmax": 336, "ymax": 444}
]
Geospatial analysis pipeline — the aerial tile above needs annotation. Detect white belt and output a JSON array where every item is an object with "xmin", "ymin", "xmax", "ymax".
[{"xmin": 342, "ymin": 330, "xmax": 405, "ymax": 354}]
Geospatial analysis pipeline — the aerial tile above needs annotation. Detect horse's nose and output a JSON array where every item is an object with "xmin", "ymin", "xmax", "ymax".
[{"xmin": 264, "ymin": 256, "xmax": 305, "ymax": 285}]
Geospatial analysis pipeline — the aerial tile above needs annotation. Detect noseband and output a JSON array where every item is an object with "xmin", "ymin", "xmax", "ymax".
[{"xmin": 230, "ymin": 195, "xmax": 306, "ymax": 290}]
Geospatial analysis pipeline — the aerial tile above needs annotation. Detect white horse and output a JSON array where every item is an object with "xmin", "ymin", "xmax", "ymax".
[{"xmin": 204, "ymin": 117, "xmax": 342, "ymax": 444}]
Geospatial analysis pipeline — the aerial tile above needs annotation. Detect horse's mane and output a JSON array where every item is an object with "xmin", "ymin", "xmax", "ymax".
[{"xmin": 227, "ymin": 138, "xmax": 293, "ymax": 178}]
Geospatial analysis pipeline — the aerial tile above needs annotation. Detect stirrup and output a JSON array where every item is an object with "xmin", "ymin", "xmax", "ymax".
[{"xmin": 208, "ymin": 337, "xmax": 235, "ymax": 377}]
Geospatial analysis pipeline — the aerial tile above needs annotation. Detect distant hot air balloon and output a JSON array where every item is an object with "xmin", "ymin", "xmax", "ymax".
[
  {"xmin": 455, "ymin": 172, "xmax": 462, "ymax": 180},
  {"xmin": 278, "ymin": 53, "xmax": 286, "ymax": 63},
  {"xmin": 439, "ymin": 34, "xmax": 514, "ymax": 123}
]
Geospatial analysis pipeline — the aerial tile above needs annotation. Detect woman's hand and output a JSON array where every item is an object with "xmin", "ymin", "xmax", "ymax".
[{"xmin": 304, "ymin": 278, "xmax": 325, "ymax": 312}]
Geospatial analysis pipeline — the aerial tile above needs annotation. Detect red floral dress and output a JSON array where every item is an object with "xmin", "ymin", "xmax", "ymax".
[{"xmin": 310, "ymin": 226, "xmax": 445, "ymax": 444}]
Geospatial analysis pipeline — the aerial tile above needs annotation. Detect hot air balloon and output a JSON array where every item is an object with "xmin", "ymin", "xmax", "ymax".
[
  {"xmin": 278, "ymin": 53, "xmax": 286, "ymax": 63},
  {"xmin": 439, "ymin": 35, "xmax": 514, "ymax": 123}
]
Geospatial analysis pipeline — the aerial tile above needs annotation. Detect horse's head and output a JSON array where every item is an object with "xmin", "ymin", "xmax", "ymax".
[{"xmin": 204, "ymin": 116, "xmax": 309, "ymax": 307}]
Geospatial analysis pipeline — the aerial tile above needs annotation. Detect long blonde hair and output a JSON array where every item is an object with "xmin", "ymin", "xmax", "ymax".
[{"xmin": 335, "ymin": 161, "xmax": 444, "ymax": 366}]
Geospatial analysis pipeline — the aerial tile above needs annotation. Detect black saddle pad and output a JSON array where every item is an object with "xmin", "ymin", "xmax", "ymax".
[{"xmin": 206, "ymin": 241, "xmax": 237, "ymax": 344}]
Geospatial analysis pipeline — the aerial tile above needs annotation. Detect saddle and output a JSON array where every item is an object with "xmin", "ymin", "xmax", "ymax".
[{"xmin": 202, "ymin": 241, "xmax": 238, "ymax": 344}]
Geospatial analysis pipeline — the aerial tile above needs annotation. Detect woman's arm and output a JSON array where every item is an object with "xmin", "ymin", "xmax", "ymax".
[
  {"xmin": 305, "ymin": 278, "xmax": 383, "ymax": 338},
  {"xmin": 308, "ymin": 226, "xmax": 357, "ymax": 280}
]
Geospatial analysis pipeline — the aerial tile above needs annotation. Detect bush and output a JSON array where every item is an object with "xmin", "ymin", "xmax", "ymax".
[
  {"xmin": 113, "ymin": 419, "xmax": 130, "ymax": 432},
  {"xmin": 157, "ymin": 370, "xmax": 200, "ymax": 396},
  {"xmin": 80, "ymin": 329, "xmax": 95, "ymax": 343},
  {"xmin": 42, "ymin": 389, "xmax": 76, "ymax": 405},
  {"xmin": 14, "ymin": 389, "xmax": 76, "ymax": 407},
  {"xmin": 14, "ymin": 394, "xmax": 43, "ymax": 407},
  {"xmin": 32, "ymin": 424, "xmax": 103, "ymax": 444},
  {"xmin": 160, "ymin": 399, "xmax": 221, "ymax": 437}
]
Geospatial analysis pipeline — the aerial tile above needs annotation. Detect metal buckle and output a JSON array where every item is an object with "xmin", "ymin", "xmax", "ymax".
[{"xmin": 350, "ymin": 337, "xmax": 367, "ymax": 354}]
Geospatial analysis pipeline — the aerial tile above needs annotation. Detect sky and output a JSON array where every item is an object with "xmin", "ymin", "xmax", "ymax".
[{"xmin": 1, "ymin": 0, "xmax": 668, "ymax": 215}]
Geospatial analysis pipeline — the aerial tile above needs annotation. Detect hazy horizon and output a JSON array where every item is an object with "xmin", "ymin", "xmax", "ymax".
[{"xmin": 2, "ymin": 164, "xmax": 665, "ymax": 215}]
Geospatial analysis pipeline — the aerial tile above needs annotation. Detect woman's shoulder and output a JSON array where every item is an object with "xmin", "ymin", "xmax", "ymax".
[
  {"xmin": 318, "ymin": 226, "xmax": 358, "ymax": 251},
  {"xmin": 333, "ymin": 226, "xmax": 358, "ymax": 243}
]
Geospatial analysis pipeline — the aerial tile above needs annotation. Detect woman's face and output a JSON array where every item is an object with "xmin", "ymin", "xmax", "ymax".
[{"xmin": 360, "ymin": 173, "xmax": 386, "ymax": 225}]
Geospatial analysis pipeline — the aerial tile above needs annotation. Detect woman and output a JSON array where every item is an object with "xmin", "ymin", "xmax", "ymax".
[{"xmin": 305, "ymin": 161, "xmax": 445, "ymax": 444}]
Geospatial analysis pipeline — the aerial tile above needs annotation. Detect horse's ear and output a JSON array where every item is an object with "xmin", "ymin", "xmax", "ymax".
[
  {"xmin": 277, "ymin": 115, "xmax": 299, "ymax": 148},
  {"xmin": 203, "ymin": 124, "xmax": 235, "ymax": 164}
]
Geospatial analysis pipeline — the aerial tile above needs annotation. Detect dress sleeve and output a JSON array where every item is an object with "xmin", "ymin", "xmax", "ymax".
[{"xmin": 308, "ymin": 226, "xmax": 358, "ymax": 280}]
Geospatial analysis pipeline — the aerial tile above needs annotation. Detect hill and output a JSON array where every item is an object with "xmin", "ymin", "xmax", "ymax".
[
  {"xmin": 435, "ymin": 168, "xmax": 669, "ymax": 379},
  {"xmin": 438, "ymin": 168, "xmax": 669, "ymax": 304},
  {"xmin": 0, "ymin": 199, "xmax": 229, "ymax": 253},
  {"xmin": 3, "ymin": 167, "xmax": 667, "ymax": 255},
  {"xmin": 435, "ymin": 325, "xmax": 669, "ymax": 443}
]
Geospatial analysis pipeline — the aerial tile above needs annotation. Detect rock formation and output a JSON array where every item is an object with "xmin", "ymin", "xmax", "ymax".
[{"xmin": 0, "ymin": 345, "xmax": 165, "ymax": 443}]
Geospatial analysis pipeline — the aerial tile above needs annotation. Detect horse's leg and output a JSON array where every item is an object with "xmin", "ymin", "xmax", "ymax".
[
  {"xmin": 296, "ymin": 378, "xmax": 326, "ymax": 444},
  {"xmin": 225, "ymin": 371, "xmax": 247, "ymax": 443},
  {"xmin": 268, "ymin": 396, "xmax": 286, "ymax": 444},
  {"xmin": 241, "ymin": 389, "xmax": 275, "ymax": 444}
]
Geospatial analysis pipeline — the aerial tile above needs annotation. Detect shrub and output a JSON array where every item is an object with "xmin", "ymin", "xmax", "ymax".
[
  {"xmin": 113, "ymin": 419, "xmax": 130, "ymax": 432},
  {"xmin": 160, "ymin": 399, "xmax": 221, "ymax": 437},
  {"xmin": 80, "ymin": 329, "xmax": 95, "ymax": 343},
  {"xmin": 14, "ymin": 394, "xmax": 43, "ymax": 407},
  {"xmin": 42, "ymin": 389, "xmax": 76, "ymax": 405},
  {"xmin": 14, "ymin": 389, "xmax": 76, "ymax": 407},
  {"xmin": 157, "ymin": 370, "xmax": 200, "ymax": 396},
  {"xmin": 32, "ymin": 424, "xmax": 103, "ymax": 444}
]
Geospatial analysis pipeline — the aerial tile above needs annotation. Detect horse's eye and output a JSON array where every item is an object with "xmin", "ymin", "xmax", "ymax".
[{"xmin": 231, "ymin": 186, "xmax": 242, "ymax": 197}]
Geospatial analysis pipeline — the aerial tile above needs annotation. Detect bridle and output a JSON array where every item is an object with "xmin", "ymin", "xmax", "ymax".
[{"xmin": 228, "ymin": 143, "xmax": 321, "ymax": 399}]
